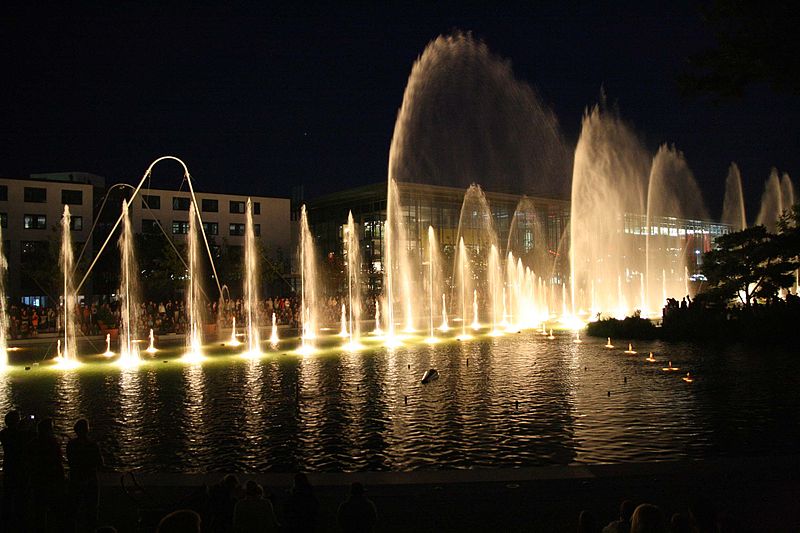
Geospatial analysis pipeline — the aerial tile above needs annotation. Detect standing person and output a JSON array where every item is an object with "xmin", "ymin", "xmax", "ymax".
[
  {"xmin": 28, "ymin": 418, "xmax": 66, "ymax": 532},
  {"xmin": 337, "ymin": 483, "xmax": 377, "ymax": 533},
  {"xmin": 283, "ymin": 473, "xmax": 319, "ymax": 533},
  {"xmin": 233, "ymin": 480, "xmax": 280, "ymax": 532},
  {"xmin": 66, "ymin": 419, "xmax": 104, "ymax": 531},
  {"xmin": 1, "ymin": 411, "xmax": 33, "ymax": 532}
]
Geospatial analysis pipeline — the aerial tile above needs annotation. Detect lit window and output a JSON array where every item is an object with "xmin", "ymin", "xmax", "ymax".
[
  {"xmin": 172, "ymin": 221, "xmax": 190, "ymax": 234},
  {"xmin": 23, "ymin": 214, "xmax": 47, "ymax": 229}
]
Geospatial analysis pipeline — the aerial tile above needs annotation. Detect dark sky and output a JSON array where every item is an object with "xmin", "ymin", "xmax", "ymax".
[{"xmin": 2, "ymin": 2, "xmax": 798, "ymax": 218}]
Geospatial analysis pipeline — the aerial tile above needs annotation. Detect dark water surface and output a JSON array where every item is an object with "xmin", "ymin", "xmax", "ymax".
[{"xmin": 2, "ymin": 332, "xmax": 798, "ymax": 473}]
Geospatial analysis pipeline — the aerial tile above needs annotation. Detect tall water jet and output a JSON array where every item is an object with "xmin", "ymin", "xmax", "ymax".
[
  {"xmin": 384, "ymin": 179, "xmax": 415, "ymax": 339},
  {"xmin": 269, "ymin": 313, "xmax": 279, "ymax": 346},
  {"xmin": 645, "ymin": 145, "xmax": 707, "ymax": 314},
  {"xmin": 781, "ymin": 173, "xmax": 795, "ymax": 214},
  {"xmin": 455, "ymin": 238, "xmax": 473, "ymax": 340},
  {"xmin": 183, "ymin": 202, "xmax": 203, "ymax": 362},
  {"xmin": 570, "ymin": 106, "xmax": 650, "ymax": 318},
  {"xmin": 488, "ymin": 245, "xmax": 503, "ymax": 335},
  {"xmin": 243, "ymin": 198, "xmax": 261, "ymax": 356},
  {"xmin": 756, "ymin": 169, "xmax": 784, "ymax": 232},
  {"xmin": 425, "ymin": 226, "xmax": 443, "ymax": 341},
  {"xmin": 0, "ymin": 222, "xmax": 8, "ymax": 368},
  {"xmin": 722, "ymin": 163, "xmax": 747, "ymax": 231},
  {"xmin": 507, "ymin": 198, "xmax": 555, "ymax": 289},
  {"xmin": 343, "ymin": 211, "xmax": 362, "ymax": 349},
  {"xmin": 58, "ymin": 205, "xmax": 78, "ymax": 366},
  {"xmin": 118, "ymin": 199, "xmax": 141, "ymax": 367},
  {"xmin": 298, "ymin": 205, "xmax": 319, "ymax": 354},
  {"xmin": 339, "ymin": 304, "xmax": 348, "ymax": 338}
]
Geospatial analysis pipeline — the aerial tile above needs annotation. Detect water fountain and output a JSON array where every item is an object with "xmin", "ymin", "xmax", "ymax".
[
  {"xmin": 57, "ymin": 205, "xmax": 79, "ymax": 368},
  {"xmin": 269, "ymin": 313, "xmax": 279, "ymax": 346},
  {"xmin": 183, "ymin": 202, "xmax": 203, "ymax": 362},
  {"xmin": 343, "ymin": 211, "xmax": 362, "ymax": 350},
  {"xmin": 425, "ymin": 226, "xmax": 442, "ymax": 342},
  {"xmin": 0, "ymin": 223, "xmax": 8, "ymax": 368},
  {"xmin": 298, "ymin": 205, "xmax": 319, "ymax": 355},
  {"xmin": 228, "ymin": 317, "xmax": 242, "ymax": 347},
  {"xmin": 722, "ymin": 163, "xmax": 747, "ymax": 231},
  {"xmin": 456, "ymin": 238, "xmax": 472, "ymax": 341},
  {"xmin": 146, "ymin": 329, "xmax": 157, "ymax": 354},
  {"xmin": 439, "ymin": 295, "xmax": 449, "ymax": 332},
  {"xmin": 118, "ymin": 199, "xmax": 141, "ymax": 367},
  {"xmin": 338, "ymin": 304, "xmax": 348, "ymax": 338},
  {"xmin": 372, "ymin": 301, "xmax": 383, "ymax": 336},
  {"xmin": 243, "ymin": 198, "xmax": 261, "ymax": 356},
  {"xmin": 103, "ymin": 334, "xmax": 114, "ymax": 357},
  {"xmin": 756, "ymin": 169, "xmax": 784, "ymax": 232}
]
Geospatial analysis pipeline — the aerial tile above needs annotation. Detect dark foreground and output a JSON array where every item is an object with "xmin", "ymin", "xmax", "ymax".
[{"xmin": 7, "ymin": 455, "xmax": 793, "ymax": 532}]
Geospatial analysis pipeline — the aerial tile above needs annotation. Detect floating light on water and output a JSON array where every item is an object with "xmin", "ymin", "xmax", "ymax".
[
  {"xmin": 573, "ymin": 330, "xmax": 582, "ymax": 343},
  {"xmin": 662, "ymin": 361, "xmax": 680, "ymax": 371},
  {"xmin": 682, "ymin": 372, "xmax": 693, "ymax": 383},
  {"xmin": 605, "ymin": 337, "xmax": 614, "ymax": 349},
  {"xmin": 624, "ymin": 343, "xmax": 637, "ymax": 354},
  {"xmin": 645, "ymin": 352, "xmax": 657, "ymax": 362},
  {"xmin": 547, "ymin": 329, "xmax": 555, "ymax": 340}
]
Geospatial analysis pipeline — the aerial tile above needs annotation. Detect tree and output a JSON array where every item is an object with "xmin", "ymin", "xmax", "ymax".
[{"xmin": 701, "ymin": 224, "xmax": 798, "ymax": 305}]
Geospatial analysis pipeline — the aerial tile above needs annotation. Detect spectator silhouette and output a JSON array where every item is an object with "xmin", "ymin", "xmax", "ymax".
[
  {"xmin": 157, "ymin": 509, "xmax": 202, "ymax": 533},
  {"xmin": 66, "ymin": 418, "xmax": 104, "ymax": 531},
  {"xmin": 603, "ymin": 499, "xmax": 635, "ymax": 533},
  {"xmin": 283, "ymin": 473, "xmax": 319, "ymax": 533},
  {"xmin": 578, "ymin": 509, "xmax": 600, "ymax": 533},
  {"xmin": 688, "ymin": 497, "xmax": 717, "ymax": 533},
  {"xmin": 28, "ymin": 417, "xmax": 66, "ymax": 532},
  {"xmin": 1, "ymin": 410, "xmax": 34, "ymax": 531},
  {"xmin": 630, "ymin": 503, "xmax": 667, "ymax": 533},
  {"xmin": 669, "ymin": 512, "xmax": 691, "ymax": 533},
  {"xmin": 337, "ymin": 482, "xmax": 377, "ymax": 533},
  {"xmin": 206, "ymin": 474, "xmax": 242, "ymax": 532},
  {"xmin": 233, "ymin": 480, "xmax": 280, "ymax": 532}
]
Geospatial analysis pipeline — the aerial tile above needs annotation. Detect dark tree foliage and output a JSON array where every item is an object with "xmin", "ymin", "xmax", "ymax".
[
  {"xmin": 679, "ymin": 1, "xmax": 800, "ymax": 99},
  {"xmin": 701, "ymin": 216, "xmax": 799, "ymax": 305}
]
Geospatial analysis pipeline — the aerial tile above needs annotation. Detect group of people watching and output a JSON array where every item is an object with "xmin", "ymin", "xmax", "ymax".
[
  {"xmin": 0, "ymin": 411, "xmax": 102, "ymax": 532},
  {"xmin": 579, "ymin": 498, "xmax": 725, "ymax": 533}
]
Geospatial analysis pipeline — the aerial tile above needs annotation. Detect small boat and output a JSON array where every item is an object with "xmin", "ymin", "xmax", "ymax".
[{"xmin": 421, "ymin": 368, "xmax": 439, "ymax": 384}]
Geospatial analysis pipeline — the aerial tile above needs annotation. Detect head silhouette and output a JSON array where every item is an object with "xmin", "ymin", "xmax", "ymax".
[{"xmin": 74, "ymin": 418, "xmax": 89, "ymax": 437}]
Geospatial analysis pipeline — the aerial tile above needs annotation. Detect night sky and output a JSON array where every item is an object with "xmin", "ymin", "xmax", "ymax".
[{"xmin": 2, "ymin": 2, "xmax": 798, "ymax": 218}]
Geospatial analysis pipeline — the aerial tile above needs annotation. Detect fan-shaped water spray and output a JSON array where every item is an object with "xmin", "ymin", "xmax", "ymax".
[{"xmin": 722, "ymin": 163, "xmax": 746, "ymax": 231}]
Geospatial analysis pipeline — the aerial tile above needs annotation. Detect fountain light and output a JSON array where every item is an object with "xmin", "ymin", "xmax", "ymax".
[
  {"xmin": 146, "ymin": 329, "xmax": 158, "ymax": 354},
  {"xmin": 456, "ymin": 332, "xmax": 473, "ymax": 341},
  {"xmin": 624, "ymin": 343, "xmax": 637, "ymax": 354},
  {"xmin": 662, "ymin": 361, "xmax": 680, "ymax": 371},
  {"xmin": 54, "ymin": 356, "xmax": 81, "ymax": 370},
  {"xmin": 573, "ymin": 330, "xmax": 582, "ymax": 343},
  {"xmin": 547, "ymin": 329, "xmax": 555, "ymax": 340},
  {"xmin": 682, "ymin": 372, "xmax": 694, "ymax": 383},
  {"xmin": 269, "ymin": 313, "xmax": 279, "ymax": 347},
  {"xmin": 102, "ymin": 334, "xmax": 114, "ymax": 357},
  {"xmin": 645, "ymin": 352, "xmax": 657, "ymax": 362},
  {"xmin": 228, "ymin": 317, "xmax": 242, "ymax": 347},
  {"xmin": 605, "ymin": 337, "xmax": 614, "ymax": 349},
  {"xmin": 384, "ymin": 334, "xmax": 403, "ymax": 348},
  {"xmin": 488, "ymin": 329, "xmax": 504, "ymax": 337},
  {"xmin": 423, "ymin": 336, "xmax": 440, "ymax": 344}
]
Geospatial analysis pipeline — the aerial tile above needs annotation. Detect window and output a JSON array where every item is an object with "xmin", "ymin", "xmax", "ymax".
[
  {"xmin": 0, "ymin": 185, "xmax": 7, "ymax": 201},
  {"xmin": 203, "ymin": 222, "xmax": 219, "ymax": 235},
  {"xmin": 172, "ymin": 221, "xmax": 190, "ymax": 234},
  {"xmin": 201, "ymin": 199, "xmax": 218, "ymax": 212},
  {"xmin": 253, "ymin": 202, "xmax": 261, "ymax": 215},
  {"xmin": 70, "ymin": 216, "xmax": 83, "ymax": 231},
  {"xmin": 142, "ymin": 219, "xmax": 159, "ymax": 234},
  {"xmin": 61, "ymin": 189, "xmax": 83, "ymax": 205},
  {"xmin": 229, "ymin": 223, "xmax": 245, "ymax": 236},
  {"xmin": 172, "ymin": 197, "xmax": 191, "ymax": 211},
  {"xmin": 229, "ymin": 201, "xmax": 245, "ymax": 214},
  {"xmin": 254, "ymin": 224, "xmax": 261, "ymax": 236},
  {"xmin": 23, "ymin": 214, "xmax": 47, "ymax": 229},
  {"xmin": 142, "ymin": 194, "xmax": 161, "ymax": 209},
  {"xmin": 24, "ymin": 187, "xmax": 46, "ymax": 203},
  {"xmin": 0, "ymin": 213, "xmax": 6, "ymax": 228}
]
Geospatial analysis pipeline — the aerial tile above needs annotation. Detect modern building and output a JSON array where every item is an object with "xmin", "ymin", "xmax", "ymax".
[
  {"xmin": 1, "ymin": 173, "xmax": 292, "ymax": 304},
  {"xmin": 0, "ymin": 172, "xmax": 103, "ymax": 304}
]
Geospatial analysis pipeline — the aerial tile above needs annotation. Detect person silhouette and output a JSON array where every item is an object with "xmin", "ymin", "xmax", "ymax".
[
  {"xmin": 337, "ymin": 482, "xmax": 377, "ymax": 533},
  {"xmin": 28, "ymin": 418, "xmax": 66, "ymax": 531},
  {"xmin": 283, "ymin": 473, "xmax": 319, "ymax": 533},
  {"xmin": 66, "ymin": 418, "xmax": 104, "ymax": 531},
  {"xmin": 1, "ymin": 411, "xmax": 34, "ymax": 531},
  {"xmin": 233, "ymin": 480, "xmax": 280, "ymax": 532}
]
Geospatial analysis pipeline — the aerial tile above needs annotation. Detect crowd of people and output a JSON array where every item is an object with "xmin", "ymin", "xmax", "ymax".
[
  {"xmin": 5, "ymin": 295, "xmax": 378, "ymax": 342},
  {"xmin": 578, "ymin": 498, "xmax": 726, "ymax": 533}
]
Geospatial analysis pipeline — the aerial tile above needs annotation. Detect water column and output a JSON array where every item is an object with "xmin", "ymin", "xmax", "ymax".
[
  {"xmin": 343, "ymin": 211, "xmax": 362, "ymax": 349},
  {"xmin": 298, "ymin": 206, "xmax": 318, "ymax": 355},
  {"xmin": 456, "ymin": 238, "xmax": 472, "ymax": 340},
  {"xmin": 243, "ymin": 198, "xmax": 261, "ymax": 356},
  {"xmin": 58, "ymin": 206, "xmax": 79, "ymax": 366},
  {"xmin": 426, "ymin": 226, "xmax": 440, "ymax": 342},
  {"xmin": 488, "ymin": 245, "xmax": 503, "ymax": 335},
  {"xmin": 183, "ymin": 202, "xmax": 203, "ymax": 362},
  {"xmin": 0, "ymin": 222, "xmax": 8, "ymax": 368},
  {"xmin": 118, "ymin": 199, "xmax": 140, "ymax": 367}
]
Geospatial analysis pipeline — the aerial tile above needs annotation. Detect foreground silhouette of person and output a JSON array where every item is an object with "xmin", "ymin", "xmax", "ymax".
[
  {"xmin": 630, "ymin": 504, "xmax": 667, "ymax": 533},
  {"xmin": 157, "ymin": 509, "xmax": 202, "ymax": 533},
  {"xmin": 337, "ymin": 482, "xmax": 377, "ymax": 533},
  {"xmin": 66, "ymin": 418, "xmax": 104, "ymax": 531},
  {"xmin": 283, "ymin": 473, "xmax": 319, "ymax": 533},
  {"xmin": 578, "ymin": 509, "xmax": 600, "ymax": 533},
  {"xmin": 206, "ymin": 474, "xmax": 242, "ymax": 532},
  {"xmin": 603, "ymin": 499, "xmax": 635, "ymax": 533},
  {"xmin": 1, "ymin": 410, "xmax": 33, "ymax": 532},
  {"xmin": 28, "ymin": 417, "xmax": 67, "ymax": 532},
  {"xmin": 233, "ymin": 480, "xmax": 280, "ymax": 532}
]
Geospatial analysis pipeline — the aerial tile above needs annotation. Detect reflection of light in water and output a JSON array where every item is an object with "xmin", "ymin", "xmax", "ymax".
[
  {"xmin": 55, "ymin": 369, "xmax": 82, "ymax": 428},
  {"xmin": 243, "ymin": 359, "xmax": 264, "ymax": 432}
]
